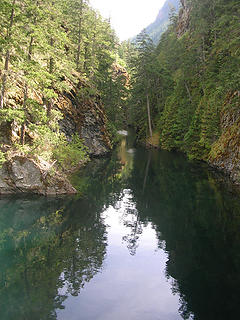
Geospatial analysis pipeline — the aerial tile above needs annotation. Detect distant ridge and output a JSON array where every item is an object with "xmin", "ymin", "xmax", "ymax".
[{"xmin": 134, "ymin": 0, "xmax": 180, "ymax": 44}]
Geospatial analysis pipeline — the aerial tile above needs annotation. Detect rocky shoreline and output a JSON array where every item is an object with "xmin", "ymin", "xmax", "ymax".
[
  {"xmin": 0, "ymin": 79, "xmax": 112, "ymax": 196},
  {"xmin": 0, "ymin": 156, "xmax": 77, "ymax": 196}
]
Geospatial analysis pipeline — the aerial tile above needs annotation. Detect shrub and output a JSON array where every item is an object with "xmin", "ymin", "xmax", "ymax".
[{"xmin": 53, "ymin": 134, "xmax": 89, "ymax": 170}]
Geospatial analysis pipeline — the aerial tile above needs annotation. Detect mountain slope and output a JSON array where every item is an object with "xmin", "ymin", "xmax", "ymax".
[
  {"xmin": 129, "ymin": 0, "xmax": 240, "ymax": 185},
  {"xmin": 142, "ymin": 0, "xmax": 180, "ymax": 44}
]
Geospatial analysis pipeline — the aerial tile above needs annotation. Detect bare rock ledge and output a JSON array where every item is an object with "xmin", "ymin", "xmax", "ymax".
[{"xmin": 0, "ymin": 156, "xmax": 77, "ymax": 195}]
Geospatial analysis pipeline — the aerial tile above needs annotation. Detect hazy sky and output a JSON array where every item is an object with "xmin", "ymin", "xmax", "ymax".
[{"xmin": 89, "ymin": 0, "xmax": 166, "ymax": 41}]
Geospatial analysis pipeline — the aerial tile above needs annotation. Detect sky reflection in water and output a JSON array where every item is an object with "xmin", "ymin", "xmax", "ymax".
[
  {"xmin": 1, "ymin": 131, "xmax": 240, "ymax": 320},
  {"xmin": 57, "ymin": 189, "xmax": 182, "ymax": 320}
]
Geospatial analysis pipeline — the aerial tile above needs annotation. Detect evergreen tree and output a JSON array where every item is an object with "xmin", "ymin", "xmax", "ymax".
[
  {"xmin": 0, "ymin": 0, "xmax": 126, "ymax": 166},
  {"xmin": 129, "ymin": 0, "xmax": 240, "ymax": 160}
]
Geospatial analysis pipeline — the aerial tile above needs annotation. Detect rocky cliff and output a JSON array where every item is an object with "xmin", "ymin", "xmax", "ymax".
[
  {"xmin": 177, "ymin": 0, "xmax": 191, "ymax": 38},
  {"xmin": 209, "ymin": 91, "xmax": 240, "ymax": 185},
  {"xmin": 58, "ymin": 81, "xmax": 112, "ymax": 157},
  {"xmin": 0, "ymin": 79, "xmax": 112, "ymax": 157},
  {"xmin": 0, "ymin": 78, "xmax": 112, "ymax": 195}
]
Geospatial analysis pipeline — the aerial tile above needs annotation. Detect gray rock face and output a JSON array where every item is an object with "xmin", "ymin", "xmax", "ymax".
[
  {"xmin": 59, "ymin": 114, "xmax": 77, "ymax": 141},
  {"xmin": 59, "ymin": 111, "xmax": 110, "ymax": 156},
  {"xmin": 80, "ymin": 109, "xmax": 110, "ymax": 156},
  {"xmin": 11, "ymin": 158, "xmax": 42, "ymax": 191},
  {"xmin": 0, "ymin": 156, "xmax": 77, "ymax": 195},
  {"xmin": 0, "ymin": 166, "xmax": 14, "ymax": 194},
  {"xmin": 177, "ymin": 0, "xmax": 191, "ymax": 38},
  {"xmin": 58, "ymin": 92, "xmax": 112, "ymax": 157}
]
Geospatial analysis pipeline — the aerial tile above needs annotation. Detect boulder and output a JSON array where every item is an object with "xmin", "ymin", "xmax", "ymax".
[{"xmin": 0, "ymin": 156, "xmax": 77, "ymax": 195}]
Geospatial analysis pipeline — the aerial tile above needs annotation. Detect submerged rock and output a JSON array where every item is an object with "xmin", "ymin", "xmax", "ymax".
[{"xmin": 0, "ymin": 156, "xmax": 77, "ymax": 195}]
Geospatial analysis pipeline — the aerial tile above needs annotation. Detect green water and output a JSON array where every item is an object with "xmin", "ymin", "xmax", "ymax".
[{"xmin": 0, "ymin": 131, "xmax": 240, "ymax": 320}]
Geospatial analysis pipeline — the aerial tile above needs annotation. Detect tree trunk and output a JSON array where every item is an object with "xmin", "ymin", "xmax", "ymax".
[
  {"xmin": 20, "ymin": 84, "xmax": 28, "ymax": 146},
  {"xmin": 47, "ymin": 36, "xmax": 54, "ymax": 118},
  {"xmin": 146, "ymin": 93, "xmax": 153, "ymax": 137},
  {"xmin": 0, "ymin": 52, "xmax": 10, "ymax": 109},
  {"xmin": 20, "ymin": 122, "xmax": 26, "ymax": 146},
  {"xmin": 76, "ymin": 0, "xmax": 84, "ymax": 71},
  {"xmin": 21, "ymin": 20, "xmax": 36, "ymax": 146},
  {"xmin": 28, "ymin": 35, "xmax": 34, "ymax": 60},
  {"xmin": 184, "ymin": 81, "xmax": 192, "ymax": 104},
  {"xmin": 49, "ymin": 38, "xmax": 54, "ymax": 74},
  {"xmin": 47, "ymin": 99, "xmax": 53, "ymax": 119},
  {"xmin": 90, "ymin": 31, "xmax": 96, "ymax": 79},
  {"xmin": 0, "ymin": 0, "xmax": 16, "ymax": 108},
  {"xmin": 83, "ymin": 42, "xmax": 88, "ymax": 72}
]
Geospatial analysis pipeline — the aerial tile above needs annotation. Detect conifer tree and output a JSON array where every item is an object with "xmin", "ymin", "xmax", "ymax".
[{"xmin": 0, "ymin": 0, "xmax": 17, "ymax": 108}]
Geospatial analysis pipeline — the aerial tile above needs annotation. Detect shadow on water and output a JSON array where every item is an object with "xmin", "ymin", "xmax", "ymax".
[{"xmin": 0, "ymin": 130, "xmax": 240, "ymax": 319}]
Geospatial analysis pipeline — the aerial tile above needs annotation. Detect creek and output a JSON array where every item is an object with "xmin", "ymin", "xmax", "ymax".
[{"xmin": 0, "ymin": 130, "xmax": 239, "ymax": 320}]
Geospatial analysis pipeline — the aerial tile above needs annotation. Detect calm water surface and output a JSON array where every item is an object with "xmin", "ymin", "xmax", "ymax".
[{"xmin": 0, "ymin": 131, "xmax": 240, "ymax": 320}]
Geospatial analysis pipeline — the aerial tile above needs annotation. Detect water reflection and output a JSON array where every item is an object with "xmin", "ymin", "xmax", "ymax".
[
  {"xmin": 0, "ymin": 131, "xmax": 240, "ymax": 319},
  {"xmin": 128, "ymin": 147, "xmax": 240, "ymax": 320},
  {"xmin": 119, "ymin": 190, "xmax": 143, "ymax": 256},
  {"xmin": 0, "ymin": 197, "xmax": 107, "ymax": 319}
]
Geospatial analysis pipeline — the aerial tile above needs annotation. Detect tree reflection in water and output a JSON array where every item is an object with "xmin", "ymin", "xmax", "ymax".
[
  {"xmin": 0, "ymin": 197, "xmax": 107, "ymax": 320},
  {"xmin": 1, "ymin": 131, "xmax": 240, "ymax": 320},
  {"xmin": 127, "ymin": 147, "xmax": 240, "ymax": 320}
]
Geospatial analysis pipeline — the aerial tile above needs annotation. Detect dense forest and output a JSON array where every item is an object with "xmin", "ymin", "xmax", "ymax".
[
  {"xmin": 0, "ymin": 0, "xmax": 127, "ymax": 174},
  {"xmin": 128, "ymin": 0, "xmax": 240, "ymax": 180},
  {"xmin": 0, "ymin": 0, "xmax": 240, "ymax": 193}
]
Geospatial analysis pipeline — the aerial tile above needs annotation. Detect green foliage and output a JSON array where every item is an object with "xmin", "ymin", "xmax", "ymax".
[
  {"xmin": 106, "ymin": 121, "xmax": 120, "ymax": 145},
  {"xmin": 129, "ymin": 0, "xmax": 240, "ymax": 161},
  {"xmin": 0, "ymin": 0, "xmax": 125, "ymax": 170},
  {"xmin": 0, "ymin": 197, "xmax": 107, "ymax": 318},
  {"xmin": 77, "ymin": 86, "xmax": 98, "ymax": 101},
  {"xmin": 52, "ymin": 134, "xmax": 89, "ymax": 170},
  {"xmin": 0, "ymin": 108, "xmax": 25, "ymax": 124},
  {"xmin": 0, "ymin": 150, "xmax": 6, "ymax": 168},
  {"xmin": 128, "ymin": 31, "xmax": 158, "ymax": 139}
]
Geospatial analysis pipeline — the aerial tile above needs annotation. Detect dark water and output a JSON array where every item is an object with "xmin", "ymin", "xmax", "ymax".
[{"xmin": 0, "ymin": 131, "xmax": 240, "ymax": 320}]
